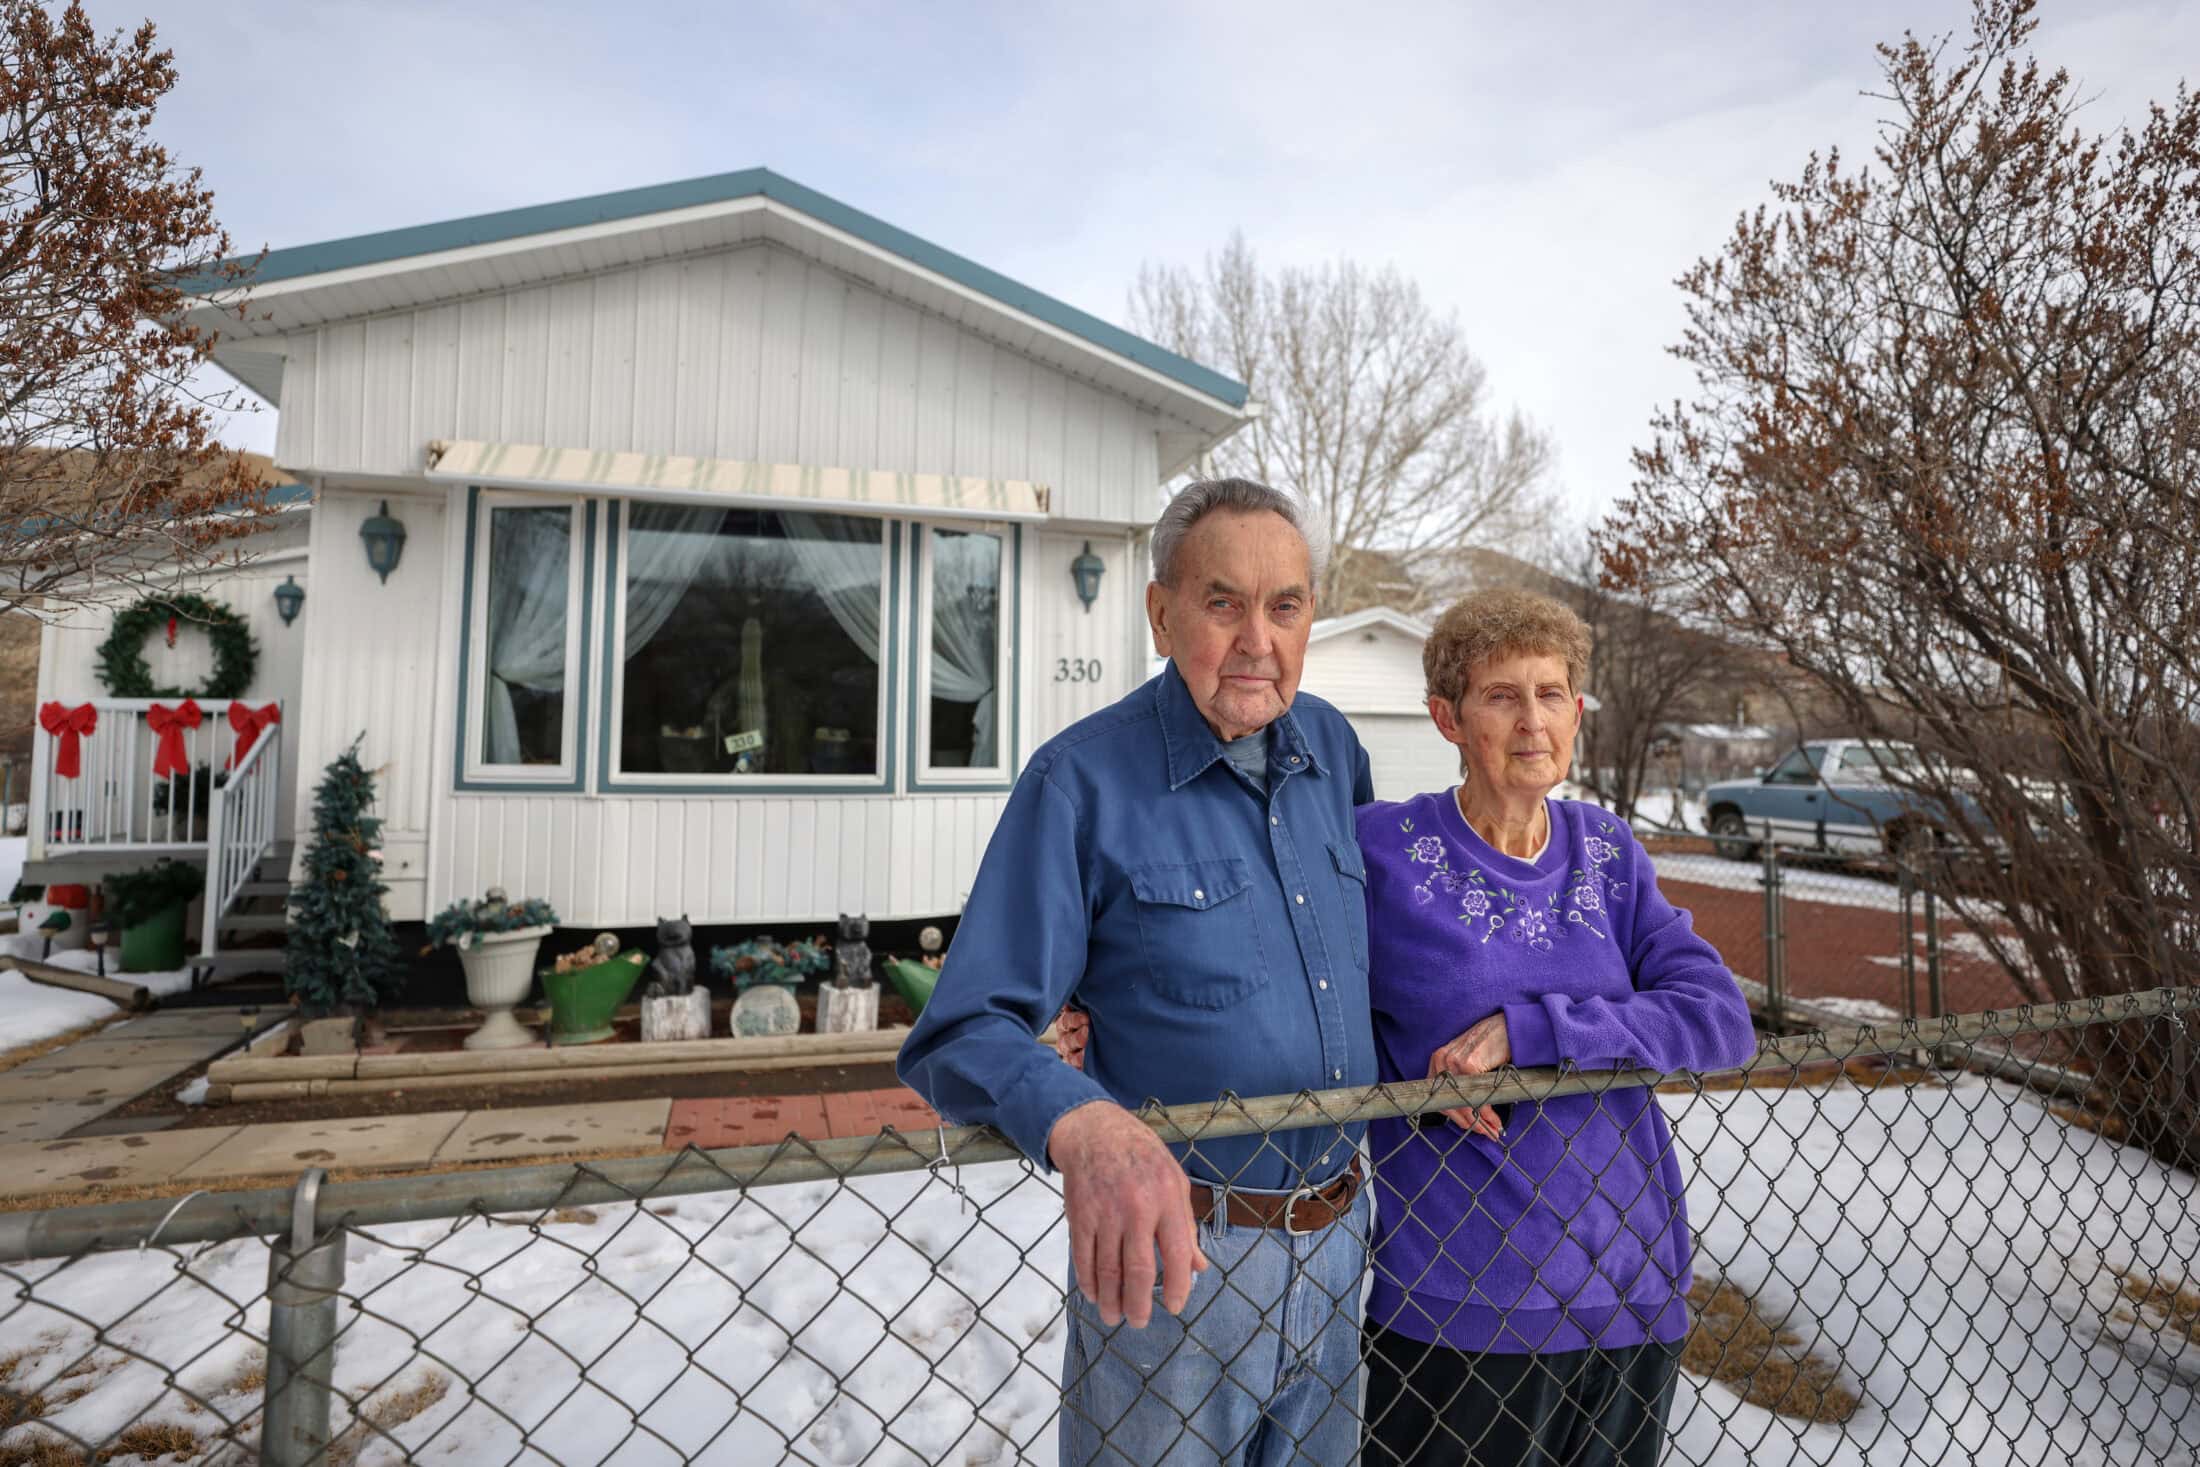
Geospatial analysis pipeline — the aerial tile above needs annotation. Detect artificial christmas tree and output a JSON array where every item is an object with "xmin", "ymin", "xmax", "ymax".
[{"xmin": 286, "ymin": 737, "xmax": 403, "ymax": 1019}]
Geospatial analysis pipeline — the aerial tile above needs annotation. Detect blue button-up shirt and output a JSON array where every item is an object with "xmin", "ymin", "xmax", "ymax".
[{"xmin": 898, "ymin": 661, "xmax": 1377, "ymax": 1191}]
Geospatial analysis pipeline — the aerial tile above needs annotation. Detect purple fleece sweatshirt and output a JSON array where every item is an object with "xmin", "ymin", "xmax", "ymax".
[{"xmin": 1356, "ymin": 792, "xmax": 1756, "ymax": 1354}]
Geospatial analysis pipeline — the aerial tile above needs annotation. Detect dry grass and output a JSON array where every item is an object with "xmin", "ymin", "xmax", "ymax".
[
  {"xmin": 2116, "ymin": 1268, "xmax": 2200, "ymax": 1347},
  {"xmin": 1680, "ymin": 1277, "xmax": 1860, "ymax": 1425},
  {"xmin": 0, "ymin": 1432, "xmax": 88, "ymax": 1467},
  {"xmin": 103, "ymin": 1423, "xmax": 201, "ymax": 1460},
  {"xmin": 2049, "ymin": 1100, "xmax": 2128, "ymax": 1142},
  {"xmin": 323, "ymin": 1371, "xmax": 451, "ymax": 1466},
  {"xmin": 0, "ymin": 1016, "xmax": 124, "ymax": 1075}
]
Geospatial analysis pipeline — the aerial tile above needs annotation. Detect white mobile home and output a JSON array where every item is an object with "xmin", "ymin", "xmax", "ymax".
[{"xmin": 24, "ymin": 169, "xmax": 1250, "ymax": 949}]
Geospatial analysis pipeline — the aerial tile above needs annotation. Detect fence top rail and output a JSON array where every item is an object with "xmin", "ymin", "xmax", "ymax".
[{"xmin": 1, "ymin": 983, "xmax": 2192, "ymax": 1265}]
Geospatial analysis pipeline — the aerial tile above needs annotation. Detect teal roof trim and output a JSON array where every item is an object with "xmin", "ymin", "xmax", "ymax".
[{"xmin": 200, "ymin": 168, "xmax": 1248, "ymax": 410}]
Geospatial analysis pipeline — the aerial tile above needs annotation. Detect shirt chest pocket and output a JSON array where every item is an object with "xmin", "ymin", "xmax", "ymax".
[
  {"xmin": 1127, "ymin": 858, "xmax": 1270, "ymax": 1010},
  {"xmin": 1328, "ymin": 841, "xmax": 1369, "ymax": 972}
]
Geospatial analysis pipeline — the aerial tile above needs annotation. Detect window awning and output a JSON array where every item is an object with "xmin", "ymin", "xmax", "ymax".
[{"xmin": 423, "ymin": 439, "xmax": 1051, "ymax": 523}]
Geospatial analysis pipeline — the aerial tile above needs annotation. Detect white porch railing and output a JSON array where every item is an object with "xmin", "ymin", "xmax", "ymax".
[
  {"xmin": 29, "ymin": 697, "xmax": 285, "ymax": 958},
  {"xmin": 203, "ymin": 716, "xmax": 282, "ymax": 959}
]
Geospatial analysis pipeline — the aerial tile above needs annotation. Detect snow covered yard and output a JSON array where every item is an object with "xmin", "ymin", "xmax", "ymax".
[
  {"xmin": 0, "ymin": 963, "xmax": 116, "ymax": 1054},
  {"xmin": 3, "ymin": 1077, "xmax": 2195, "ymax": 1465}
]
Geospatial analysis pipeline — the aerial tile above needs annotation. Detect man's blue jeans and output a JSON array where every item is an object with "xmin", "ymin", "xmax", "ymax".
[{"xmin": 1059, "ymin": 1187, "xmax": 1368, "ymax": 1466}]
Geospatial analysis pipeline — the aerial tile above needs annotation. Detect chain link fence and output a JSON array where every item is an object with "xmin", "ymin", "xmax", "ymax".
[
  {"xmin": 1635, "ymin": 816, "xmax": 2033, "ymax": 1035},
  {"xmin": 3, "ymin": 987, "xmax": 2196, "ymax": 1465}
]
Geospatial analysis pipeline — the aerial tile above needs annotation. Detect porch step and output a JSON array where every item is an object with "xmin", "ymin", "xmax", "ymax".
[
  {"xmin": 237, "ymin": 880, "xmax": 291, "ymax": 898},
  {"xmin": 196, "ymin": 949, "xmax": 286, "ymax": 979},
  {"xmin": 220, "ymin": 912, "xmax": 289, "ymax": 933}
]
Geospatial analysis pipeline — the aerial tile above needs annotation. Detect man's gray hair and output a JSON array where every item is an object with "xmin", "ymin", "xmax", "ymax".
[{"xmin": 1150, "ymin": 477, "xmax": 1329, "ymax": 590}]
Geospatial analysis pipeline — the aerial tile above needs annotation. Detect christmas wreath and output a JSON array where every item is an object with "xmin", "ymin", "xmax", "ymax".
[{"xmin": 95, "ymin": 592, "xmax": 257, "ymax": 699}]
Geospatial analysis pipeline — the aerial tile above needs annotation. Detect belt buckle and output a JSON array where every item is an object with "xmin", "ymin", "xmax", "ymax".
[{"xmin": 1281, "ymin": 1183, "xmax": 1322, "ymax": 1237}]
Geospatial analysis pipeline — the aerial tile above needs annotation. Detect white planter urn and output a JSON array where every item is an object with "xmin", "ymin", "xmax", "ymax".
[{"xmin": 459, "ymin": 924, "xmax": 551, "ymax": 1051}]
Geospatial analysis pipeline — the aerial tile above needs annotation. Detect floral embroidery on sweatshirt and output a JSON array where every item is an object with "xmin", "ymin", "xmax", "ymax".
[{"xmin": 1399, "ymin": 812, "xmax": 1630, "ymax": 948}]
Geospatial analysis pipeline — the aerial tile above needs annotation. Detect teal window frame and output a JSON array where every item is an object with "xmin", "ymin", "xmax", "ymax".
[{"xmin": 453, "ymin": 487, "xmax": 595, "ymax": 792}]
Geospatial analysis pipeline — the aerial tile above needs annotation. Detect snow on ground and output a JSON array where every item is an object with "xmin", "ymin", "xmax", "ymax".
[
  {"xmin": 0, "ymin": 931, "xmax": 195, "ymax": 997},
  {"xmin": 5, "ymin": 1080, "xmax": 2195, "ymax": 1465},
  {"xmin": 1650, "ymin": 851, "xmax": 1905, "ymax": 912},
  {"xmin": 0, "ymin": 965, "xmax": 117, "ymax": 1053},
  {"xmin": 1558, "ymin": 783, "xmax": 1708, "ymax": 838}
]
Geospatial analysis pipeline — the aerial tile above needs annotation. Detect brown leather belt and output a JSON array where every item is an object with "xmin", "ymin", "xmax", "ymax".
[{"xmin": 1188, "ymin": 1158, "xmax": 1363, "ymax": 1236}]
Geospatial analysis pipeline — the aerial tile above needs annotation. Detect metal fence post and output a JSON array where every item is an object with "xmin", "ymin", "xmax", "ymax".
[
  {"xmin": 1923, "ymin": 882, "xmax": 1945, "ymax": 1021},
  {"xmin": 1761, "ymin": 822, "xmax": 1785, "ymax": 1030},
  {"xmin": 261, "ymin": 1168, "xmax": 343, "ymax": 1467}
]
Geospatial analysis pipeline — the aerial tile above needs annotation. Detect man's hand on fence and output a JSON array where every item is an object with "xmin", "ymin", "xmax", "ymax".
[
  {"xmin": 1429, "ymin": 1013, "xmax": 1511, "ymax": 1139},
  {"xmin": 1047, "ymin": 1099, "xmax": 1209, "ymax": 1329}
]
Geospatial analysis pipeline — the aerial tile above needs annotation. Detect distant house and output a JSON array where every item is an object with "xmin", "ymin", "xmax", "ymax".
[
  {"xmin": 1650, "ymin": 722, "xmax": 1781, "ymax": 794},
  {"xmin": 23, "ymin": 168, "xmax": 1251, "ymax": 965},
  {"xmin": 1299, "ymin": 608, "xmax": 1448, "ymax": 802},
  {"xmin": 1302, "ymin": 605, "xmax": 1606, "ymax": 804}
]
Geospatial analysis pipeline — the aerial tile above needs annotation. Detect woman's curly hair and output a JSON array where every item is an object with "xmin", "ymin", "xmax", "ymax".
[{"xmin": 1422, "ymin": 587, "xmax": 1592, "ymax": 705}]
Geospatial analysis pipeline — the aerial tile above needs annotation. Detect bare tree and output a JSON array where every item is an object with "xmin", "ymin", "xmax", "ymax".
[
  {"xmin": 1602, "ymin": 0, "xmax": 2200, "ymax": 1165},
  {"xmin": 0, "ymin": 1, "xmax": 265, "ymax": 620},
  {"xmin": 1558, "ymin": 536, "xmax": 1745, "ymax": 826},
  {"xmin": 1131, "ymin": 234, "xmax": 1555, "ymax": 614}
]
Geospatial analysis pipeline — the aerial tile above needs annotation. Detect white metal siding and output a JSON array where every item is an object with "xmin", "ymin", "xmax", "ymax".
[
  {"xmin": 35, "ymin": 525, "xmax": 313, "ymax": 843},
  {"xmin": 275, "ymin": 242, "xmax": 1163, "ymax": 526},
  {"xmin": 1029, "ymin": 529, "xmax": 1147, "ymax": 749},
  {"xmin": 291, "ymin": 487, "xmax": 448, "ymax": 916},
  {"xmin": 1353, "ymin": 715, "xmax": 1461, "ymax": 804},
  {"xmin": 1300, "ymin": 625, "xmax": 1432, "ymax": 717},
  {"xmin": 433, "ymin": 792, "xmax": 1012, "ymax": 927},
  {"xmin": 1299, "ymin": 621, "xmax": 1456, "ymax": 802}
]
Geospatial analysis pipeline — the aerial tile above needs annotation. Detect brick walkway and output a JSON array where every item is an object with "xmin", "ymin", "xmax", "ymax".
[{"xmin": 665, "ymin": 1089, "xmax": 939, "ymax": 1149}]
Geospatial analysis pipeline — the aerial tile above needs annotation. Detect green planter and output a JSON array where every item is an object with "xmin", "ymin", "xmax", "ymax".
[
  {"xmin": 884, "ymin": 958, "xmax": 939, "ymax": 1019},
  {"xmin": 120, "ymin": 901, "xmax": 189, "ymax": 973},
  {"xmin": 542, "ymin": 950, "xmax": 648, "ymax": 1046}
]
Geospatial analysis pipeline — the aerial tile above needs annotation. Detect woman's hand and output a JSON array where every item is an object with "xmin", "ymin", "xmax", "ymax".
[
  {"xmin": 1427, "ymin": 1014, "xmax": 1511, "ymax": 1139},
  {"xmin": 1053, "ymin": 1005, "xmax": 1091, "ymax": 1070}
]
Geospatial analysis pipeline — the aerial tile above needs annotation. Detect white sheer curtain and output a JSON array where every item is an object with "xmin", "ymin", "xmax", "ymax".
[
  {"xmin": 483, "ymin": 507, "xmax": 572, "ymax": 765},
  {"xmin": 927, "ymin": 530, "xmax": 1001, "ymax": 766},
  {"xmin": 623, "ymin": 503, "xmax": 727, "ymax": 658},
  {"xmin": 780, "ymin": 512, "xmax": 885, "ymax": 662}
]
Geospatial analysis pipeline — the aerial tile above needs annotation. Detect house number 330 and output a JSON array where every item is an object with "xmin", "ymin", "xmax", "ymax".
[{"xmin": 1054, "ymin": 657, "xmax": 1102, "ymax": 683}]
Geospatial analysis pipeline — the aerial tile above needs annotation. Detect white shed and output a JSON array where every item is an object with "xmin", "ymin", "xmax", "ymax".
[
  {"xmin": 26, "ymin": 168, "xmax": 1252, "ymax": 948},
  {"xmin": 1299, "ymin": 608, "xmax": 1459, "ymax": 803}
]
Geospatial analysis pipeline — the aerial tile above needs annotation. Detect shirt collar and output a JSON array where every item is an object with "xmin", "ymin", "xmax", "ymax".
[{"xmin": 1155, "ymin": 660, "xmax": 1325, "ymax": 791}]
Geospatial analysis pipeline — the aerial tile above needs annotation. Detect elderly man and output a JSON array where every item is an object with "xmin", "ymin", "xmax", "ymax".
[{"xmin": 898, "ymin": 478, "xmax": 1376, "ymax": 1466}]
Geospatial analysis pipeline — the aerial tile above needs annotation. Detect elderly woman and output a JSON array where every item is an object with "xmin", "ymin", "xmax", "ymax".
[{"xmin": 1354, "ymin": 588, "xmax": 1755, "ymax": 1466}]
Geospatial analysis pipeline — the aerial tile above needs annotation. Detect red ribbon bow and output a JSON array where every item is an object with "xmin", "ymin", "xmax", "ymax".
[
  {"xmin": 226, "ymin": 701, "xmax": 281, "ymax": 768},
  {"xmin": 37, "ymin": 701, "xmax": 97, "ymax": 780},
  {"xmin": 147, "ymin": 699, "xmax": 204, "ymax": 781}
]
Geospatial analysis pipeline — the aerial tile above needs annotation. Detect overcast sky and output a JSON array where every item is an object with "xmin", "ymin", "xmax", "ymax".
[{"xmin": 141, "ymin": 0, "xmax": 2196, "ymax": 527}]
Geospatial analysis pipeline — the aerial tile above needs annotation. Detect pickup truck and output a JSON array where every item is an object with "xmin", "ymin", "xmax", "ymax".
[{"xmin": 1702, "ymin": 739, "xmax": 1984, "ymax": 861}]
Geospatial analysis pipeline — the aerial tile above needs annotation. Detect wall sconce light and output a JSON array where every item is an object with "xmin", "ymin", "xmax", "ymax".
[
  {"xmin": 273, "ymin": 575, "xmax": 305, "ymax": 626},
  {"xmin": 359, "ymin": 500, "xmax": 407, "ymax": 583},
  {"xmin": 1070, "ymin": 541, "xmax": 1104, "ymax": 613}
]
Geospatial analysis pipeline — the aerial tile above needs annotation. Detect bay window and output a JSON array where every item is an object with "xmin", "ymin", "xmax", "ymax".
[{"xmin": 459, "ymin": 492, "xmax": 1018, "ymax": 793}]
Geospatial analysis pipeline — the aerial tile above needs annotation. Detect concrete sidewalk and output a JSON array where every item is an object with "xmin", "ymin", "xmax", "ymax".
[
  {"xmin": 0, "ymin": 1007, "xmax": 282, "ymax": 1145},
  {"xmin": 2, "ymin": 1087, "xmax": 944, "ymax": 1204}
]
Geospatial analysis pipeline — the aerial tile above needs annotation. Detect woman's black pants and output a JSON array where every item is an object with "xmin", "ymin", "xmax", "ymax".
[{"xmin": 1362, "ymin": 1325, "xmax": 1683, "ymax": 1466}]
